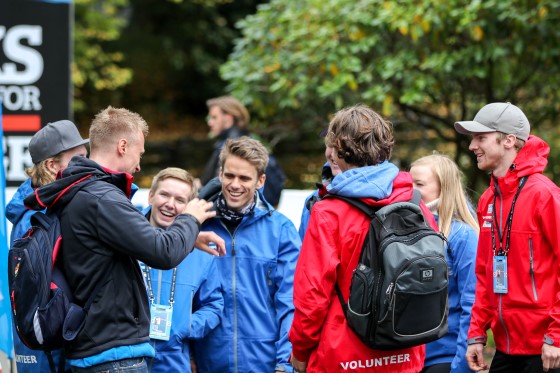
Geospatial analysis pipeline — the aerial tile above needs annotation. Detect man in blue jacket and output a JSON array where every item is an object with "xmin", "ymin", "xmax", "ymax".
[
  {"xmin": 194, "ymin": 136, "xmax": 301, "ymax": 372},
  {"xmin": 141, "ymin": 167, "xmax": 224, "ymax": 373}
]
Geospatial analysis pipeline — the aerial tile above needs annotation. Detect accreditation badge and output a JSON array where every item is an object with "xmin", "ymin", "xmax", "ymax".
[
  {"xmin": 493, "ymin": 255, "xmax": 508, "ymax": 294},
  {"xmin": 149, "ymin": 304, "xmax": 173, "ymax": 341}
]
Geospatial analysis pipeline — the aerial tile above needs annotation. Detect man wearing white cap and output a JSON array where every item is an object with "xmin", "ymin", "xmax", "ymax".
[{"xmin": 454, "ymin": 102, "xmax": 560, "ymax": 372}]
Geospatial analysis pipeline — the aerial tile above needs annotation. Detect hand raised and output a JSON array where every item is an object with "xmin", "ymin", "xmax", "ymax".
[
  {"xmin": 182, "ymin": 198, "xmax": 216, "ymax": 225},
  {"xmin": 195, "ymin": 231, "xmax": 226, "ymax": 256}
]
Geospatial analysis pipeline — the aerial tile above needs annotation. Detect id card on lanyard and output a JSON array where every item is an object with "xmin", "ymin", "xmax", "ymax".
[
  {"xmin": 150, "ymin": 304, "xmax": 173, "ymax": 340},
  {"xmin": 493, "ymin": 255, "xmax": 508, "ymax": 294},
  {"xmin": 144, "ymin": 266, "xmax": 178, "ymax": 341}
]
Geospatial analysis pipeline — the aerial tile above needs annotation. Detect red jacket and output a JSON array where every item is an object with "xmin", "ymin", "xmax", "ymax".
[
  {"xmin": 468, "ymin": 135, "xmax": 560, "ymax": 354},
  {"xmin": 289, "ymin": 171, "xmax": 437, "ymax": 373}
]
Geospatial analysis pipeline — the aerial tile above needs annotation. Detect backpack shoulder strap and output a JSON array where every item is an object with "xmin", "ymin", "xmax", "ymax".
[
  {"xmin": 324, "ymin": 194, "xmax": 379, "ymax": 316},
  {"xmin": 323, "ymin": 194, "xmax": 378, "ymax": 217},
  {"xmin": 411, "ymin": 189, "xmax": 422, "ymax": 205}
]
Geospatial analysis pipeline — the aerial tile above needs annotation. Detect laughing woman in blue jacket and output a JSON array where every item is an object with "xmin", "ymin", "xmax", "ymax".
[
  {"xmin": 142, "ymin": 168, "xmax": 224, "ymax": 373},
  {"xmin": 411, "ymin": 154, "xmax": 479, "ymax": 373}
]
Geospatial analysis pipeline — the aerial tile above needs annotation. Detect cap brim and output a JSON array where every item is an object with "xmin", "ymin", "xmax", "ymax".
[
  {"xmin": 68, "ymin": 138, "xmax": 90, "ymax": 150},
  {"xmin": 454, "ymin": 121, "xmax": 495, "ymax": 135}
]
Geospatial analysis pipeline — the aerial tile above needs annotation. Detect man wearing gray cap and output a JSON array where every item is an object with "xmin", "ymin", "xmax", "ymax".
[
  {"xmin": 454, "ymin": 102, "xmax": 560, "ymax": 372},
  {"xmin": 6, "ymin": 120, "xmax": 88, "ymax": 373}
]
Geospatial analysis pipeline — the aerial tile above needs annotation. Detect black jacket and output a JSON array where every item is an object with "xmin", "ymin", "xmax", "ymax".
[{"xmin": 25, "ymin": 157, "xmax": 201, "ymax": 359}]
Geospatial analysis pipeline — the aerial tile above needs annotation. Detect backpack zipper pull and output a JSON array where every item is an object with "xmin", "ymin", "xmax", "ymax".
[{"xmin": 386, "ymin": 282, "xmax": 394, "ymax": 295}]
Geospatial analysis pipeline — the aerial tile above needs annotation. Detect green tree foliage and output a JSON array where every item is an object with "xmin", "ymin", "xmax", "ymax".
[
  {"xmin": 73, "ymin": 0, "xmax": 132, "ymax": 114},
  {"xmin": 222, "ymin": 0, "xmax": 560, "ymax": 195},
  {"xmin": 115, "ymin": 0, "xmax": 264, "ymax": 122}
]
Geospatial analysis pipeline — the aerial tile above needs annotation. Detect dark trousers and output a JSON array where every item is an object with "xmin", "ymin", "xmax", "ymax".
[
  {"xmin": 490, "ymin": 349, "xmax": 560, "ymax": 373},
  {"xmin": 421, "ymin": 362, "xmax": 451, "ymax": 373}
]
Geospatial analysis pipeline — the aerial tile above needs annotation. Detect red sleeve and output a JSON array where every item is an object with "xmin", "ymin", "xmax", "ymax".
[
  {"xmin": 540, "ymin": 190, "xmax": 560, "ymax": 347},
  {"xmin": 288, "ymin": 204, "xmax": 340, "ymax": 362}
]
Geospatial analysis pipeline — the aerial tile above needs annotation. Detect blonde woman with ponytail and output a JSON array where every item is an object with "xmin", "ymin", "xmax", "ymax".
[{"xmin": 411, "ymin": 153, "xmax": 479, "ymax": 373}]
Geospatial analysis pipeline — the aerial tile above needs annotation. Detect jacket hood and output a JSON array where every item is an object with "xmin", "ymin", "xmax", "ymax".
[
  {"xmin": 6, "ymin": 178, "xmax": 34, "ymax": 225},
  {"xmin": 24, "ymin": 157, "xmax": 133, "ymax": 211},
  {"xmin": 511, "ymin": 135, "xmax": 548, "ymax": 177},
  {"xmin": 327, "ymin": 161, "xmax": 399, "ymax": 199},
  {"xmin": 326, "ymin": 161, "xmax": 415, "ymax": 207},
  {"xmin": 491, "ymin": 135, "xmax": 549, "ymax": 192}
]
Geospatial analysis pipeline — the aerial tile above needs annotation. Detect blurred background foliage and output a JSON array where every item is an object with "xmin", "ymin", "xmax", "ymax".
[{"xmin": 72, "ymin": 0, "xmax": 560, "ymax": 199}]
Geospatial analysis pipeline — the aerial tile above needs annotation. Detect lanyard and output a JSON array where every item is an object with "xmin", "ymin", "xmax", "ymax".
[
  {"xmin": 491, "ymin": 176, "xmax": 528, "ymax": 256},
  {"xmin": 144, "ymin": 266, "xmax": 178, "ymax": 306}
]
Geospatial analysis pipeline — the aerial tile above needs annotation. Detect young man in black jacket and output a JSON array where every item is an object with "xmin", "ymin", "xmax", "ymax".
[{"xmin": 25, "ymin": 106, "xmax": 225, "ymax": 373}]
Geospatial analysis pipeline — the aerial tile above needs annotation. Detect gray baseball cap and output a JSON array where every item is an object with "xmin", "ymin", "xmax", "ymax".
[
  {"xmin": 29, "ymin": 120, "xmax": 89, "ymax": 164},
  {"xmin": 454, "ymin": 102, "xmax": 530, "ymax": 141}
]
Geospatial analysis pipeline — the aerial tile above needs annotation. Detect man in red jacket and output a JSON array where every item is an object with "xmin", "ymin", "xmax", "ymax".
[
  {"xmin": 289, "ymin": 104, "xmax": 437, "ymax": 373},
  {"xmin": 455, "ymin": 102, "xmax": 560, "ymax": 372}
]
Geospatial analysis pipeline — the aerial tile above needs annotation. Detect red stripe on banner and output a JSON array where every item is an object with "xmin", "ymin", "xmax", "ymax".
[{"xmin": 2, "ymin": 115, "xmax": 41, "ymax": 131}]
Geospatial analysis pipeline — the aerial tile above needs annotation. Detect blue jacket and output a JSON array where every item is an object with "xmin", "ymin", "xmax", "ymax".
[
  {"xmin": 141, "ymin": 207, "xmax": 224, "ymax": 373},
  {"xmin": 5, "ymin": 179, "xmax": 68, "ymax": 373},
  {"xmin": 194, "ymin": 192, "xmax": 301, "ymax": 372},
  {"xmin": 298, "ymin": 162, "xmax": 334, "ymax": 240},
  {"xmin": 425, "ymin": 218, "xmax": 477, "ymax": 372}
]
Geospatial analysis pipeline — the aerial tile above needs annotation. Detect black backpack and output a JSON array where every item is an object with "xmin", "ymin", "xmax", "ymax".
[
  {"xmin": 8, "ymin": 211, "xmax": 107, "ymax": 372},
  {"xmin": 330, "ymin": 193, "xmax": 449, "ymax": 350}
]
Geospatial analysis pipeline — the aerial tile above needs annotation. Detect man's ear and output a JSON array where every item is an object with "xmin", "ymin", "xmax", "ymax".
[
  {"xmin": 117, "ymin": 138, "xmax": 128, "ymax": 156},
  {"xmin": 44, "ymin": 158, "xmax": 59, "ymax": 175},
  {"xmin": 504, "ymin": 134, "xmax": 518, "ymax": 149},
  {"xmin": 224, "ymin": 113, "xmax": 235, "ymax": 129},
  {"xmin": 256, "ymin": 173, "xmax": 266, "ymax": 190},
  {"xmin": 218, "ymin": 167, "xmax": 223, "ymax": 182}
]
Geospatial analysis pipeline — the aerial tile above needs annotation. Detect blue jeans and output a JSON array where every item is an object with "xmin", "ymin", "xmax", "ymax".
[{"xmin": 71, "ymin": 358, "xmax": 147, "ymax": 373}]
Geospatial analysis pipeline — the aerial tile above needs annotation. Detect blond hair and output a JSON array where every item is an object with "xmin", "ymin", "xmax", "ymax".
[
  {"xmin": 206, "ymin": 96, "xmax": 250, "ymax": 128},
  {"xmin": 150, "ymin": 167, "xmax": 197, "ymax": 201},
  {"xmin": 219, "ymin": 136, "xmax": 269, "ymax": 177},
  {"xmin": 89, "ymin": 106, "xmax": 149, "ymax": 153},
  {"xmin": 25, "ymin": 153, "xmax": 63, "ymax": 187},
  {"xmin": 411, "ymin": 154, "xmax": 479, "ymax": 237}
]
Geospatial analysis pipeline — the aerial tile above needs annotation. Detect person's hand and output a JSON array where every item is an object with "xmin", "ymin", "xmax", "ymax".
[
  {"xmin": 183, "ymin": 198, "xmax": 216, "ymax": 225},
  {"xmin": 542, "ymin": 343, "xmax": 560, "ymax": 371},
  {"xmin": 466, "ymin": 343, "xmax": 489, "ymax": 371},
  {"xmin": 290, "ymin": 353, "xmax": 308, "ymax": 373},
  {"xmin": 195, "ymin": 231, "xmax": 226, "ymax": 256}
]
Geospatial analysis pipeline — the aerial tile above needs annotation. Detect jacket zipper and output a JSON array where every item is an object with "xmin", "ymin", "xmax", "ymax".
[
  {"xmin": 188, "ymin": 289, "xmax": 194, "ymax": 335},
  {"xmin": 529, "ymin": 237, "xmax": 538, "ymax": 300},
  {"xmin": 232, "ymin": 237, "xmax": 238, "ymax": 373},
  {"xmin": 498, "ymin": 294, "xmax": 510, "ymax": 354}
]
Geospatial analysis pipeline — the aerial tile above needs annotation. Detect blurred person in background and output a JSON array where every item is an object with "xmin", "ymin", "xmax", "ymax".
[{"xmin": 199, "ymin": 95, "xmax": 286, "ymax": 207}]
